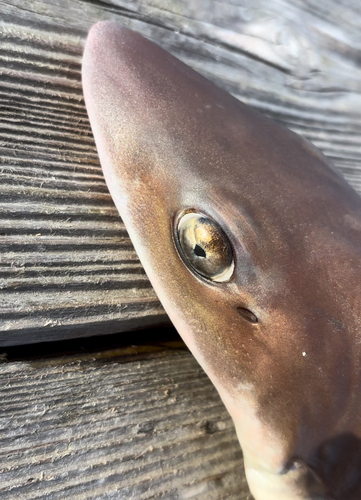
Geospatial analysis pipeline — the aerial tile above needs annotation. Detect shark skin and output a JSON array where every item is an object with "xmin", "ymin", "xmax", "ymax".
[{"xmin": 82, "ymin": 21, "xmax": 361, "ymax": 500}]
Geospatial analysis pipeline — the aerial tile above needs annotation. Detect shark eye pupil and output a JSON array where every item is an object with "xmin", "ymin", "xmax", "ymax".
[
  {"xmin": 194, "ymin": 244, "xmax": 206, "ymax": 258},
  {"xmin": 176, "ymin": 211, "xmax": 234, "ymax": 282}
]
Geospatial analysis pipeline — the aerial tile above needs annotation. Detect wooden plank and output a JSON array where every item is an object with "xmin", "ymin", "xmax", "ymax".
[
  {"xmin": 0, "ymin": 0, "xmax": 361, "ymax": 345},
  {"xmin": 0, "ymin": 341, "xmax": 249, "ymax": 499}
]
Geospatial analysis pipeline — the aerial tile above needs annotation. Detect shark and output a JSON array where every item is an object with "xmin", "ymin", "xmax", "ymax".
[{"xmin": 82, "ymin": 21, "xmax": 361, "ymax": 499}]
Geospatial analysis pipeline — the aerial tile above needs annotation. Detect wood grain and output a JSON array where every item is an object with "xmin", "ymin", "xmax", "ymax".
[
  {"xmin": 1, "ymin": 0, "xmax": 361, "ymax": 344},
  {"xmin": 0, "ymin": 342, "xmax": 249, "ymax": 499}
]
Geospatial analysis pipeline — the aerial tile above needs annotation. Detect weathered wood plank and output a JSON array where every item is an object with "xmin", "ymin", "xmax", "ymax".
[
  {"xmin": 0, "ymin": 341, "xmax": 249, "ymax": 499},
  {"xmin": 0, "ymin": 0, "xmax": 361, "ymax": 345}
]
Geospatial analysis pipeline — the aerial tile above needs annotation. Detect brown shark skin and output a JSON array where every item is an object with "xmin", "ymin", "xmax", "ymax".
[{"xmin": 82, "ymin": 22, "xmax": 361, "ymax": 499}]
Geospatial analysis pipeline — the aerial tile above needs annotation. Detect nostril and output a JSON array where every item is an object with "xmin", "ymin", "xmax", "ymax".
[
  {"xmin": 236, "ymin": 307, "xmax": 258, "ymax": 324},
  {"xmin": 280, "ymin": 459, "xmax": 327, "ymax": 496},
  {"xmin": 282, "ymin": 460, "xmax": 303, "ymax": 474}
]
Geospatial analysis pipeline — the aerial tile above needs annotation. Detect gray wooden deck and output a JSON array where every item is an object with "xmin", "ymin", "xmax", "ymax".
[
  {"xmin": 0, "ymin": 339, "xmax": 248, "ymax": 499},
  {"xmin": 1, "ymin": 0, "xmax": 361, "ymax": 498}
]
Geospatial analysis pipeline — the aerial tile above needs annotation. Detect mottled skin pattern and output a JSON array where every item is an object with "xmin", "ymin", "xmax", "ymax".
[{"xmin": 82, "ymin": 22, "xmax": 361, "ymax": 500}]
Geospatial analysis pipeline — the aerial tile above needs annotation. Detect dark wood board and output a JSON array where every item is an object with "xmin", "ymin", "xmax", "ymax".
[
  {"xmin": 1, "ymin": 0, "xmax": 361, "ymax": 344},
  {"xmin": 0, "ymin": 340, "xmax": 249, "ymax": 499}
]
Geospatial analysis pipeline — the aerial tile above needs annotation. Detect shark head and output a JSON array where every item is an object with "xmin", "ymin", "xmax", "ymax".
[{"xmin": 82, "ymin": 21, "xmax": 361, "ymax": 499}]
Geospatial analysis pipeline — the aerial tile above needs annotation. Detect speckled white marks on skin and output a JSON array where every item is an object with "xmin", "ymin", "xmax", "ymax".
[{"xmin": 237, "ymin": 381, "xmax": 254, "ymax": 392}]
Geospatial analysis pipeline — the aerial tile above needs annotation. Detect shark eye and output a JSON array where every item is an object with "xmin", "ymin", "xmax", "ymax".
[{"xmin": 176, "ymin": 211, "xmax": 234, "ymax": 282}]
